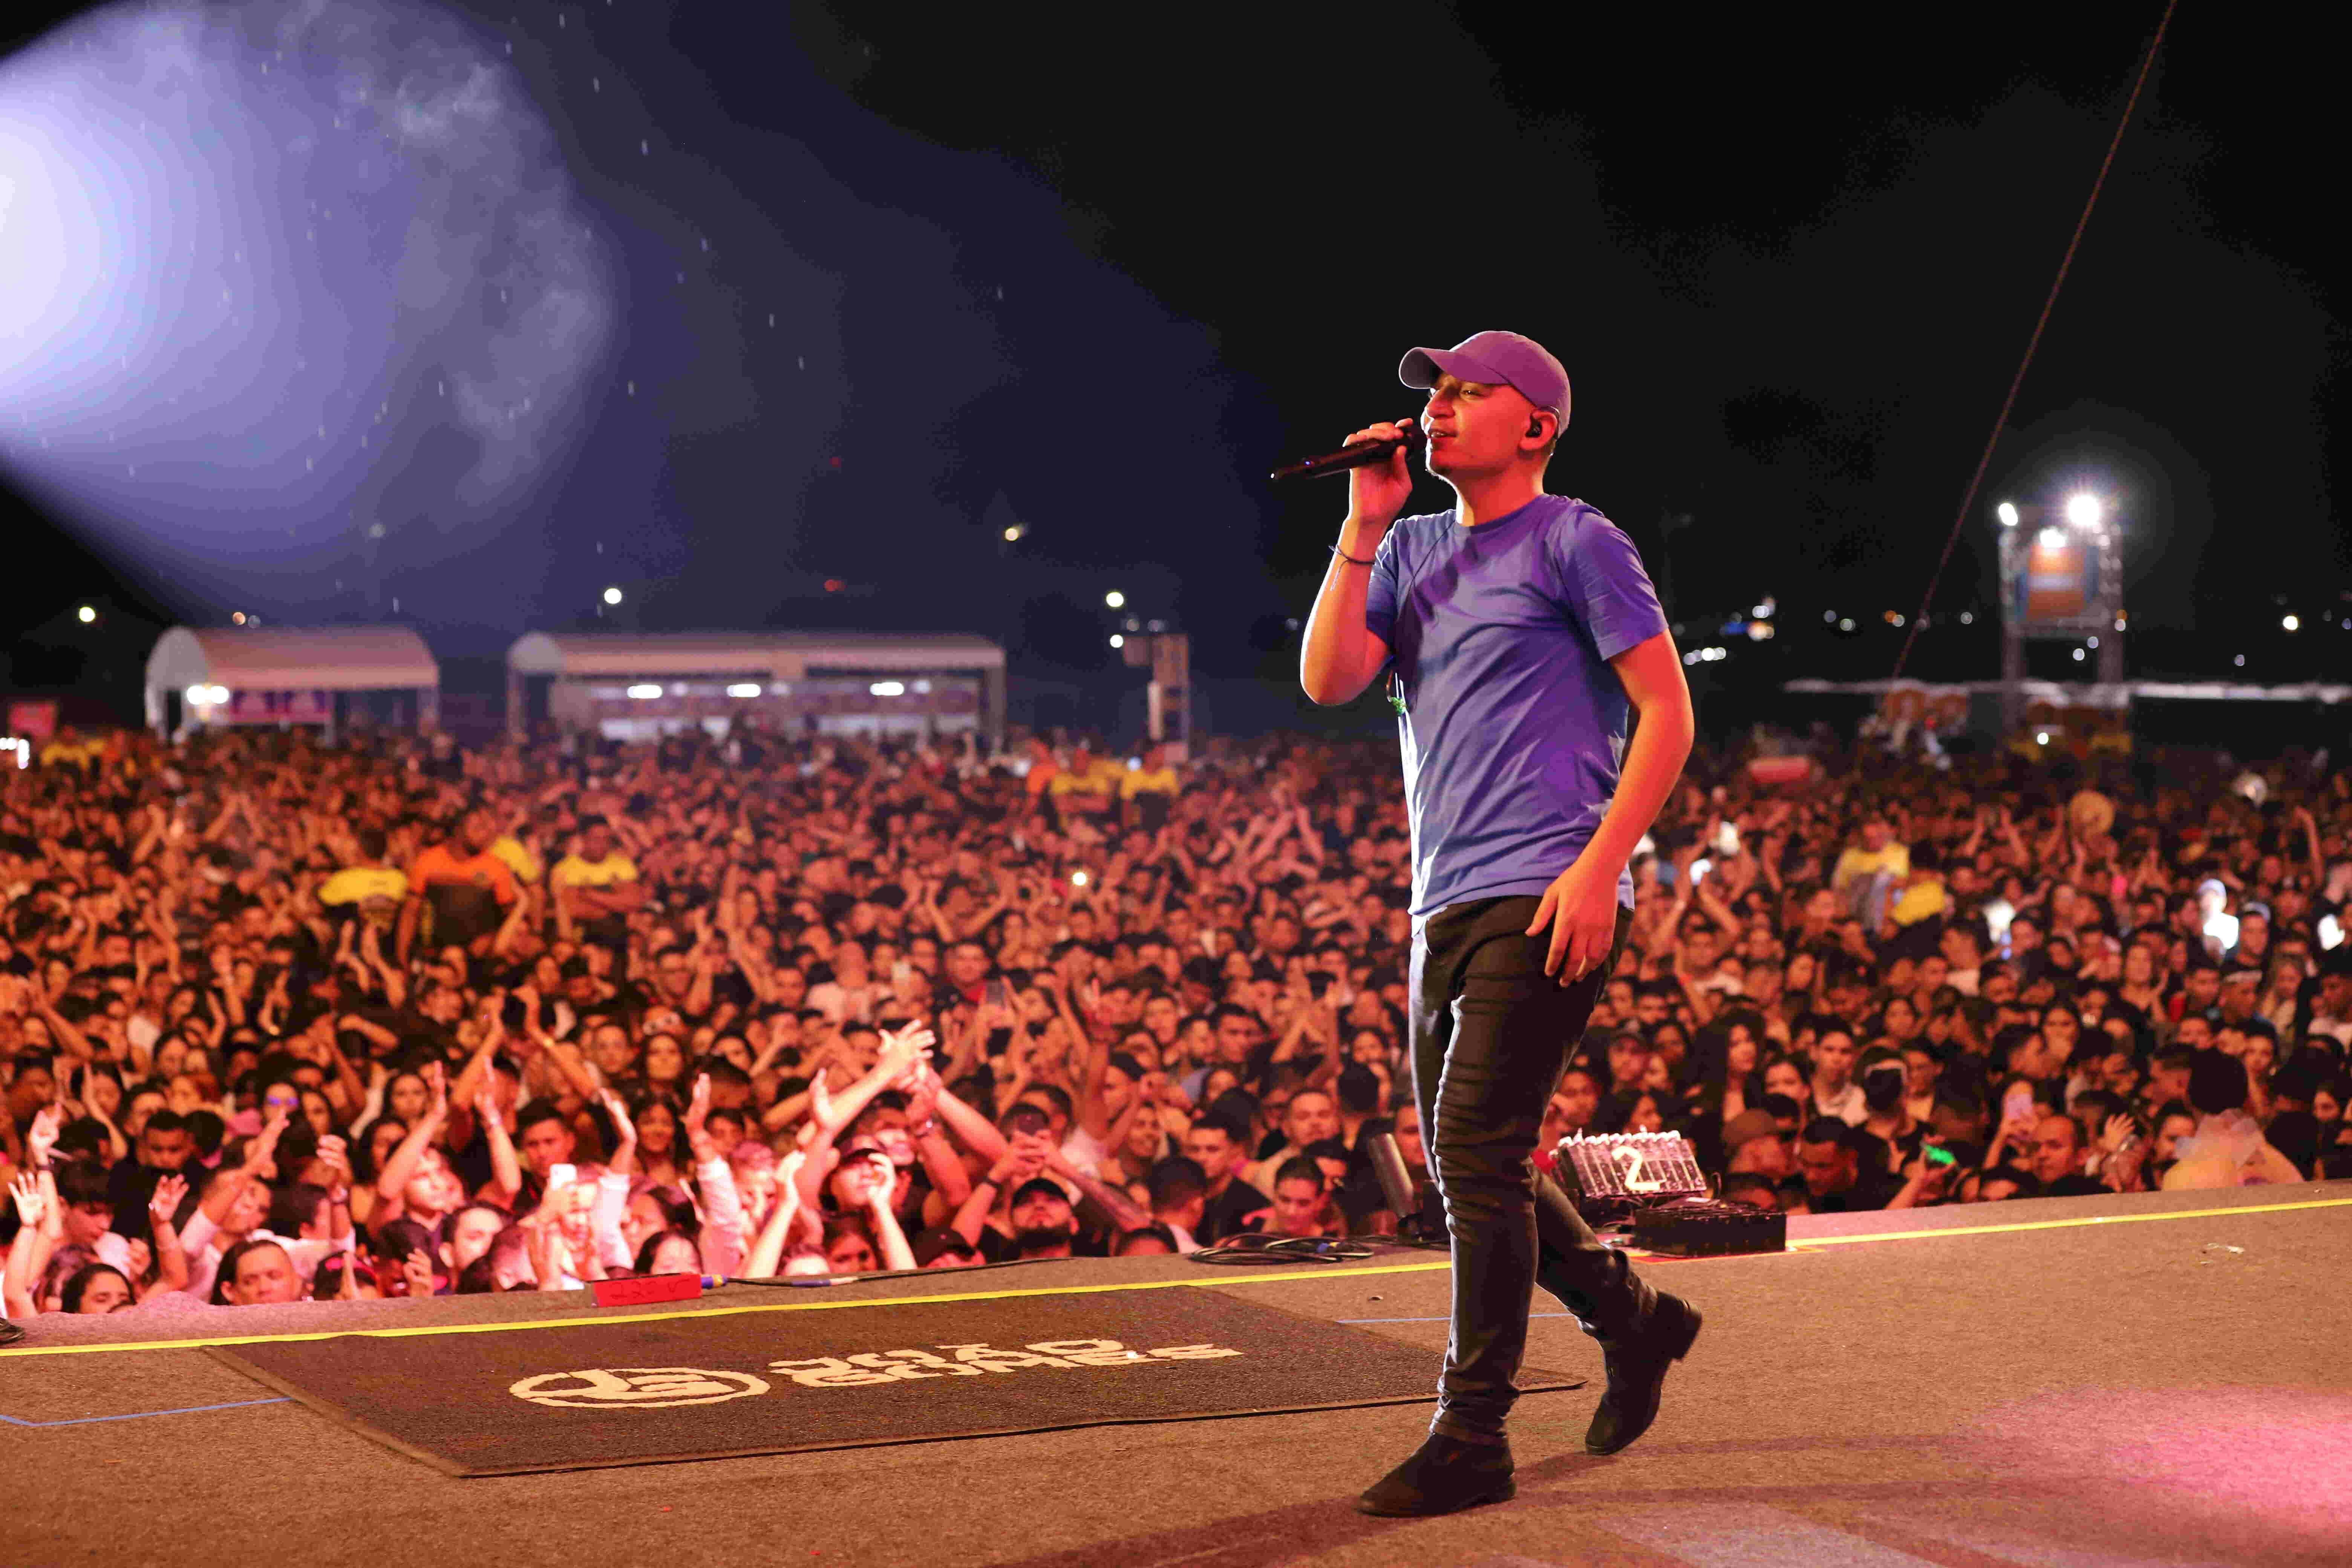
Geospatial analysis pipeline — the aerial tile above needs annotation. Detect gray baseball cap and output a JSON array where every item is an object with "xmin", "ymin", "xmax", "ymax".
[{"xmin": 1399, "ymin": 330, "xmax": 1571, "ymax": 421}]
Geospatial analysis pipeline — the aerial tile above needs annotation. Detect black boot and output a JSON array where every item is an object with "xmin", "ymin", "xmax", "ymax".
[
  {"xmin": 1356, "ymin": 1432, "xmax": 1516, "ymax": 1517},
  {"xmin": 1585, "ymin": 1291, "xmax": 1702, "ymax": 1455}
]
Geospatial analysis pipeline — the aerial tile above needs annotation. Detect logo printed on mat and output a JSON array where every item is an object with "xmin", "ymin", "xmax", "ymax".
[
  {"xmin": 768, "ymin": 1338, "xmax": 1242, "ymax": 1387},
  {"xmin": 504, "ymin": 1341, "xmax": 1240, "ymax": 1408},
  {"xmin": 508, "ymin": 1367, "xmax": 772, "ymax": 1409}
]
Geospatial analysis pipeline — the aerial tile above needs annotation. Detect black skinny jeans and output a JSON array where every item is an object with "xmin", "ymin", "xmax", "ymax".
[{"xmin": 1409, "ymin": 895, "xmax": 1655, "ymax": 1446}]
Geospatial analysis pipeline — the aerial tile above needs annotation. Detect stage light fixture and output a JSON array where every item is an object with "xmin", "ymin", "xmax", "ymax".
[
  {"xmin": 869, "ymin": 681, "xmax": 905, "ymax": 697},
  {"xmin": 2282, "ymin": 614, "xmax": 2300, "ymax": 632},
  {"xmin": 625, "ymin": 684, "xmax": 662, "ymax": 700},
  {"xmin": 1996, "ymin": 501, "xmax": 2019, "ymax": 528},
  {"xmin": 76, "ymin": 605, "xmax": 95, "ymax": 623},
  {"xmin": 1108, "ymin": 634, "xmax": 1124, "ymax": 649},
  {"xmin": 2038, "ymin": 527, "xmax": 2066, "ymax": 550},
  {"xmin": 725, "ymin": 683, "xmax": 761, "ymax": 698},
  {"xmin": 1959, "ymin": 611, "xmax": 1974, "ymax": 625},
  {"xmin": 602, "ymin": 587, "xmax": 623, "ymax": 605},
  {"xmin": 1104, "ymin": 591, "xmax": 1125, "ymax": 609},
  {"xmin": 2065, "ymin": 493, "xmax": 2103, "ymax": 530}
]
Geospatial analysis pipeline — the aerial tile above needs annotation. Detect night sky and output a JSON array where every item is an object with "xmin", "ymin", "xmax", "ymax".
[{"xmin": 4, "ymin": 1, "xmax": 2344, "ymax": 718}]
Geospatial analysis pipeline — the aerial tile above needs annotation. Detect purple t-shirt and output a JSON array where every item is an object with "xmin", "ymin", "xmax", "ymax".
[{"xmin": 1364, "ymin": 495, "xmax": 1668, "ymax": 919}]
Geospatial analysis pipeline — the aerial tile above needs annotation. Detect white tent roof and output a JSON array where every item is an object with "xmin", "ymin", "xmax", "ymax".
[
  {"xmin": 507, "ymin": 631, "xmax": 1004, "ymax": 680},
  {"xmin": 146, "ymin": 627, "xmax": 439, "ymax": 692}
]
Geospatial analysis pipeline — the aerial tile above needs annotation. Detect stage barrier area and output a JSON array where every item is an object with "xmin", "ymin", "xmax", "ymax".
[{"xmin": 7, "ymin": 1181, "xmax": 2347, "ymax": 1568}]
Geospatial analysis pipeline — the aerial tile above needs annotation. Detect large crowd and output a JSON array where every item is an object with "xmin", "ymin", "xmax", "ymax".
[{"xmin": 3, "ymin": 718, "xmax": 2346, "ymax": 1323}]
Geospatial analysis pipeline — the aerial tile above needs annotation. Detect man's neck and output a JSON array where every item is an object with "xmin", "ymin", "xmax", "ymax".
[{"xmin": 1449, "ymin": 472, "xmax": 1547, "ymax": 529}]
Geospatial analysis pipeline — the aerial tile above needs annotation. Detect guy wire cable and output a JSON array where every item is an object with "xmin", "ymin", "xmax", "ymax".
[{"xmin": 1891, "ymin": 0, "xmax": 2180, "ymax": 679}]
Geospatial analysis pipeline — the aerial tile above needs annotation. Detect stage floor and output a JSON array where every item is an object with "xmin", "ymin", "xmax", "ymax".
[{"xmin": 6, "ymin": 1181, "xmax": 2348, "ymax": 1568}]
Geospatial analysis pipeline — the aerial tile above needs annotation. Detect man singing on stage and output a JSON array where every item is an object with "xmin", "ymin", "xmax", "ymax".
[{"xmin": 1300, "ymin": 330, "xmax": 1702, "ymax": 1517}]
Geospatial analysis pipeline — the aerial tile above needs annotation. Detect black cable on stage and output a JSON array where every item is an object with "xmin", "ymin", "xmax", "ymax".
[
  {"xmin": 1185, "ymin": 1235, "xmax": 1381, "ymax": 1265},
  {"xmin": 1891, "ymin": 0, "xmax": 2180, "ymax": 680}
]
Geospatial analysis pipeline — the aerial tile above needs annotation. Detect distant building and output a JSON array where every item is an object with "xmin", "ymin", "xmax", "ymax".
[
  {"xmin": 505, "ymin": 631, "xmax": 1005, "ymax": 747},
  {"xmin": 144, "ymin": 626, "xmax": 439, "ymax": 740}
]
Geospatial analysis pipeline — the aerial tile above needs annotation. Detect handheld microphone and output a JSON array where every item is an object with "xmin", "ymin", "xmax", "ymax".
[{"xmin": 1269, "ymin": 422, "xmax": 1423, "ymax": 483}]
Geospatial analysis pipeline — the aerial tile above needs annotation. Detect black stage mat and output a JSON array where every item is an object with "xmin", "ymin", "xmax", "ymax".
[{"xmin": 208, "ymin": 1284, "xmax": 1584, "ymax": 1476}]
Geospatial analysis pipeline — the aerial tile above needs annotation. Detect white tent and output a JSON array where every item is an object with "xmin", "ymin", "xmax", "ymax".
[
  {"xmin": 505, "ymin": 631, "xmax": 1006, "ymax": 744},
  {"xmin": 145, "ymin": 626, "xmax": 439, "ymax": 738}
]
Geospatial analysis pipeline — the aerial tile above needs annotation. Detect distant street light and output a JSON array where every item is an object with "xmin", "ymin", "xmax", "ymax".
[
  {"xmin": 2283, "ymin": 614, "xmax": 2301, "ymax": 632},
  {"xmin": 603, "ymin": 586, "xmax": 623, "ymax": 605},
  {"xmin": 1003, "ymin": 527, "xmax": 1021, "ymax": 542},
  {"xmin": 1104, "ymin": 591, "xmax": 1126, "ymax": 609},
  {"xmin": 2065, "ymin": 493, "xmax": 2103, "ymax": 530},
  {"xmin": 77, "ymin": 605, "xmax": 95, "ymax": 623},
  {"xmin": 1109, "ymin": 634, "xmax": 1125, "ymax": 649},
  {"xmin": 1996, "ymin": 502, "xmax": 2019, "ymax": 528}
]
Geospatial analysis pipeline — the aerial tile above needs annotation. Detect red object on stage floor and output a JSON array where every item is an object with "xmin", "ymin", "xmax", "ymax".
[{"xmin": 592, "ymin": 1274, "xmax": 703, "ymax": 1308}]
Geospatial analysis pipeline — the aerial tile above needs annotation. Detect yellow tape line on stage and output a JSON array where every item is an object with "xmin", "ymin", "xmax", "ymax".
[
  {"xmin": 1781, "ymin": 1193, "xmax": 2352, "ymax": 1249},
  {"xmin": 4, "ymin": 1194, "xmax": 2344, "ymax": 1360}
]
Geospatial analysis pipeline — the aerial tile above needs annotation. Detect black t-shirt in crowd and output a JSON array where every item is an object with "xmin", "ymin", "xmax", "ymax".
[{"xmin": 1195, "ymin": 1176, "xmax": 1272, "ymax": 1243}]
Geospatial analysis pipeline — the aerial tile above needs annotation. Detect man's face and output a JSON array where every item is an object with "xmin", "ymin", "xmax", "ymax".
[
  {"xmin": 226, "ymin": 1244, "xmax": 303, "ymax": 1306},
  {"xmin": 1283, "ymin": 1092, "xmax": 1338, "ymax": 1148},
  {"xmin": 582, "ymin": 824, "xmax": 614, "ymax": 861},
  {"xmin": 1420, "ymin": 373, "xmax": 1545, "ymax": 480},
  {"xmin": 1814, "ymin": 1032, "xmax": 1858, "ymax": 1085},
  {"xmin": 140, "ymin": 1126, "xmax": 194, "ymax": 1171},
  {"xmin": 1798, "ymin": 1138, "xmax": 1857, "ymax": 1198},
  {"xmin": 1010, "ymin": 1189, "xmax": 1075, "ymax": 1244},
  {"xmin": 946, "ymin": 943, "xmax": 988, "ymax": 987},
  {"xmin": 443, "ymin": 1208, "xmax": 506, "ymax": 1273},
  {"xmin": 1862, "ymin": 820, "xmax": 1891, "ymax": 853},
  {"xmin": 2027, "ymin": 1115, "xmax": 2081, "ymax": 1185},
  {"xmin": 2319, "ymin": 974, "xmax": 2352, "ymax": 1015},
  {"xmin": 460, "ymin": 812, "xmax": 495, "ymax": 856},
  {"xmin": 1608, "ymin": 1040, "xmax": 1651, "ymax": 1089},
  {"xmin": 1182, "ymin": 1127, "xmax": 1239, "ymax": 1179},
  {"xmin": 589, "ymin": 1026, "xmax": 634, "ymax": 1077},
  {"xmin": 519, "ymin": 1117, "xmax": 576, "ymax": 1174},
  {"xmin": 1214, "ymin": 1015, "xmax": 1256, "ymax": 1062},
  {"xmin": 1633, "ymin": 991, "xmax": 1669, "ymax": 1027},
  {"xmin": 1554, "ymin": 1070, "xmax": 1601, "ymax": 1132}
]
